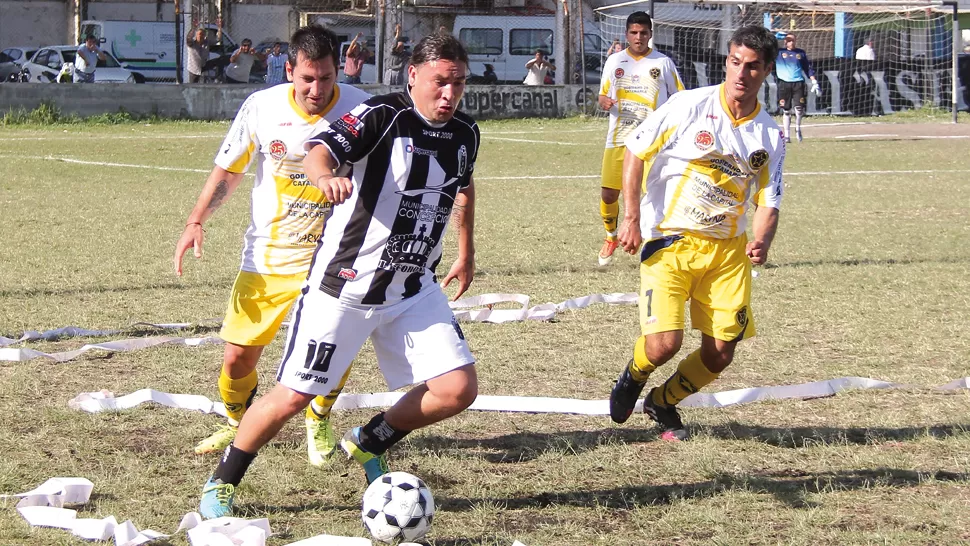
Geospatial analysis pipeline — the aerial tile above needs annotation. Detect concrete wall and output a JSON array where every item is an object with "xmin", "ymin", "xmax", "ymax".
[
  {"xmin": 0, "ymin": 1, "xmax": 69, "ymax": 49},
  {"xmin": 0, "ymin": 82, "xmax": 592, "ymax": 120},
  {"xmin": 87, "ymin": 2, "xmax": 175, "ymax": 22}
]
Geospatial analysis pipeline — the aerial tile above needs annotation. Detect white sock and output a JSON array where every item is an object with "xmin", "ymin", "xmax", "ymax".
[{"xmin": 783, "ymin": 111, "xmax": 792, "ymax": 137}]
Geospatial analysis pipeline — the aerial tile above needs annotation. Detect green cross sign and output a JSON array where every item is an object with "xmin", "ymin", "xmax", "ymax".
[{"xmin": 124, "ymin": 29, "xmax": 142, "ymax": 48}]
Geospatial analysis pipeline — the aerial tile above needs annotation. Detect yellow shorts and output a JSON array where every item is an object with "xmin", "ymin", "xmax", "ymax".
[
  {"xmin": 220, "ymin": 270, "xmax": 307, "ymax": 346},
  {"xmin": 600, "ymin": 146, "xmax": 626, "ymax": 191},
  {"xmin": 638, "ymin": 233, "xmax": 756, "ymax": 342}
]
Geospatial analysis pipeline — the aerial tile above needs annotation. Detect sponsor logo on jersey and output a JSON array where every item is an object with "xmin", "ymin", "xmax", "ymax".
[
  {"xmin": 615, "ymin": 68, "xmax": 625, "ymax": 78},
  {"xmin": 694, "ymin": 130, "xmax": 714, "ymax": 151},
  {"xmin": 338, "ymin": 267, "xmax": 358, "ymax": 281},
  {"xmin": 405, "ymin": 144, "xmax": 438, "ymax": 157},
  {"xmin": 341, "ymin": 113, "xmax": 362, "ymax": 128},
  {"xmin": 269, "ymin": 140, "xmax": 287, "ymax": 160},
  {"xmin": 423, "ymin": 129, "xmax": 453, "ymax": 139},
  {"xmin": 457, "ymin": 145, "xmax": 467, "ymax": 177},
  {"xmin": 278, "ymin": 121, "xmax": 292, "ymax": 126},
  {"xmin": 748, "ymin": 149, "xmax": 769, "ymax": 170},
  {"xmin": 649, "ymin": 67, "xmax": 660, "ymax": 79}
]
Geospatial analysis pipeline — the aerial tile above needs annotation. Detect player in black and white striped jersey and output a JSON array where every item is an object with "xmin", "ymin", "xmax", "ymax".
[{"xmin": 198, "ymin": 32, "xmax": 479, "ymax": 517}]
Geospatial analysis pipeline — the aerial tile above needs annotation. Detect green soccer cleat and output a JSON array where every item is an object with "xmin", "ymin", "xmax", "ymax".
[
  {"xmin": 340, "ymin": 427, "xmax": 390, "ymax": 484},
  {"xmin": 195, "ymin": 424, "xmax": 238, "ymax": 455},
  {"xmin": 305, "ymin": 416, "xmax": 337, "ymax": 467}
]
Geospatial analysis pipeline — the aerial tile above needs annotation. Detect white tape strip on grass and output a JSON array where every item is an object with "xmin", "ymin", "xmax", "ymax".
[
  {"xmin": 67, "ymin": 377, "xmax": 970, "ymax": 417},
  {"xmin": 2, "ymin": 478, "xmax": 522, "ymax": 546},
  {"xmin": 0, "ymin": 293, "xmax": 639, "ymax": 362}
]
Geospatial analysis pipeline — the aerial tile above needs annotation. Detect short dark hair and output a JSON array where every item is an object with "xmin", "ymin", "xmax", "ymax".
[
  {"xmin": 288, "ymin": 25, "xmax": 339, "ymax": 68},
  {"xmin": 627, "ymin": 11, "xmax": 652, "ymax": 31},
  {"xmin": 729, "ymin": 25, "xmax": 778, "ymax": 67},
  {"xmin": 84, "ymin": 34, "xmax": 97, "ymax": 42},
  {"xmin": 410, "ymin": 32, "xmax": 468, "ymax": 68}
]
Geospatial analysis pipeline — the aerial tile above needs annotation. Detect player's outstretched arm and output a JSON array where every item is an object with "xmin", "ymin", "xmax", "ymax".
[
  {"xmin": 746, "ymin": 206, "xmax": 779, "ymax": 265},
  {"xmin": 617, "ymin": 148, "xmax": 644, "ymax": 255},
  {"xmin": 305, "ymin": 144, "xmax": 354, "ymax": 204},
  {"xmin": 442, "ymin": 181, "xmax": 476, "ymax": 301},
  {"xmin": 174, "ymin": 166, "xmax": 245, "ymax": 276}
]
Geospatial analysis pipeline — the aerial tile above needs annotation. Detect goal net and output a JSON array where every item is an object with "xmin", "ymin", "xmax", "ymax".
[{"xmin": 593, "ymin": 0, "xmax": 961, "ymax": 118}]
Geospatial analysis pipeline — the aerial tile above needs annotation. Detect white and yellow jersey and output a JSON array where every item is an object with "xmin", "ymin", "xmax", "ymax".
[
  {"xmin": 600, "ymin": 48, "xmax": 683, "ymax": 148},
  {"xmin": 624, "ymin": 84, "xmax": 785, "ymax": 240},
  {"xmin": 215, "ymin": 82, "xmax": 370, "ymax": 275}
]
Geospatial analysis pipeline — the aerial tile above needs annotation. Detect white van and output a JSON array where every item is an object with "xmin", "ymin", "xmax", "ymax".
[
  {"xmin": 453, "ymin": 15, "xmax": 603, "ymax": 84},
  {"xmin": 80, "ymin": 20, "xmax": 237, "ymax": 82}
]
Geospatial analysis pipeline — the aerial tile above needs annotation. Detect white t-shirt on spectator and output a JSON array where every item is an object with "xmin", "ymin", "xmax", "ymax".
[
  {"xmin": 226, "ymin": 52, "xmax": 256, "ymax": 82},
  {"xmin": 523, "ymin": 63, "xmax": 550, "ymax": 85}
]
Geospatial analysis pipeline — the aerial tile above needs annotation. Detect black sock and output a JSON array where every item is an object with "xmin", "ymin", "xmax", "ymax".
[
  {"xmin": 358, "ymin": 412, "xmax": 411, "ymax": 456},
  {"xmin": 212, "ymin": 443, "xmax": 256, "ymax": 486}
]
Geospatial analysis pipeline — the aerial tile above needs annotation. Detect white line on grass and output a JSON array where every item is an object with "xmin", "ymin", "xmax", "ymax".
[
  {"xmin": 834, "ymin": 134, "xmax": 969, "ymax": 140},
  {"xmin": 5, "ymin": 155, "xmax": 969, "ymax": 180},
  {"xmin": 0, "ymin": 134, "xmax": 222, "ymax": 142},
  {"xmin": 482, "ymin": 136, "xmax": 584, "ymax": 145}
]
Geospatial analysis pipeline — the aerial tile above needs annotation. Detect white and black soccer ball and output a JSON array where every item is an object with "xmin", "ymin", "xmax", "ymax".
[{"xmin": 361, "ymin": 471, "xmax": 435, "ymax": 543}]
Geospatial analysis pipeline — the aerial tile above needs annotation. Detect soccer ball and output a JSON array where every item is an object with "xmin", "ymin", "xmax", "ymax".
[{"xmin": 361, "ymin": 472, "xmax": 435, "ymax": 543}]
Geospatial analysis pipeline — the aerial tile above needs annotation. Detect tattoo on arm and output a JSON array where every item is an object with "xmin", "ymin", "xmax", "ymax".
[
  {"xmin": 206, "ymin": 180, "xmax": 229, "ymax": 211},
  {"xmin": 451, "ymin": 203, "xmax": 466, "ymax": 223}
]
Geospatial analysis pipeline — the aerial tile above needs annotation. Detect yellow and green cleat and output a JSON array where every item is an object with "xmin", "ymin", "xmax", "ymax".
[
  {"xmin": 305, "ymin": 416, "xmax": 337, "ymax": 467},
  {"xmin": 194, "ymin": 424, "xmax": 238, "ymax": 455}
]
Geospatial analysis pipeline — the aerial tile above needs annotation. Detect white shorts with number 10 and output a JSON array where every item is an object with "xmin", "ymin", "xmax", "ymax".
[{"xmin": 276, "ymin": 286, "xmax": 475, "ymax": 395}]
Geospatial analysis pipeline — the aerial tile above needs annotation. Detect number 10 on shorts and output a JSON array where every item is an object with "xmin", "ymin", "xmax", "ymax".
[{"xmin": 304, "ymin": 340, "xmax": 337, "ymax": 373}]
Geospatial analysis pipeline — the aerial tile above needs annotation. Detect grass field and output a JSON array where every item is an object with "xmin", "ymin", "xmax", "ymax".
[{"xmin": 1, "ymin": 114, "xmax": 970, "ymax": 545}]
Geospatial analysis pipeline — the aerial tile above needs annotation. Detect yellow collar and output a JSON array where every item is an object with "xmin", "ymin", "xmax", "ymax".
[
  {"xmin": 718, "ymin": 84, "xmax": 760, "ymax": 127},
  {"xmin": 288, "ymin": 83, "xmax": 341, "ymax": 123}
]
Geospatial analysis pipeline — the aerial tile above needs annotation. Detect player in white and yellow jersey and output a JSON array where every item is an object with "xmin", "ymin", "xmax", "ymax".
[
  {"xmin": 174, "ymin": 25, "xmax": 370, "ymax": 464},
  {"xmin": 597, "ymin": 11, "xmax": 683, "ymax": 266},
  {"xmin": 608, "ymin": 25, "xmax": 785, "ymax": 441}
]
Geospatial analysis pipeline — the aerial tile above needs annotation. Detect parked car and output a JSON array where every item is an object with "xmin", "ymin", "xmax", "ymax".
[
  {"xmin": 0, "ymin": 47, "xmax": 38, "ymax": 82},
  {"xmin": 21, "ymin": 46, "xmax": 136, "ymax": 83}
]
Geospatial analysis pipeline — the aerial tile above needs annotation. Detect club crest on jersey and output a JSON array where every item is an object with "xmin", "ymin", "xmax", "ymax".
[
  {"xmin": 736, "ymin": 306, "xmax": 749, "ymax": 328},
  {"xmin": 614, "ymin": 68, "xmax": 625, "ymax": 78},
  {"xmin": 694, "ymin": 130, "xmax": 714, "ymax": 151},
  {"xmin": 269, "ymin": 140, "xmax": 287, "ymax": 160},
  {"xmin": 632, "ymin": 74, "xmax": 640, "ymax": 83},
  {"xmin": 748, "ymin": 149, "xmax": 769, "ymax": 170},
  {"xmin": 457, "ymin": 145, "xmax": 467, "ymax": 177},
  {"xmin": 649, "ymin": 67, "xmax": 660, "ymax": 79},
  {"xmin": 337, "ymin": 267, "xmax": 358, "ymax": 281}
]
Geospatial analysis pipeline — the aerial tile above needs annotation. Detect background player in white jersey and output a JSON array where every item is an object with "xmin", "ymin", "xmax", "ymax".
[
  {"xmin": 608, "ymin": 25, "xmax": 785, "ymax": 441},
  {"xmin": 174, "ymin": 25, "xmax": 369, "ymax": 465},
  {"xmin": 198, "ymin": 33, "xmax": 480, "ymax": 518},
  {"xmin": 596, "ymin": 11, "xmax": 683, "ymax": 266}
]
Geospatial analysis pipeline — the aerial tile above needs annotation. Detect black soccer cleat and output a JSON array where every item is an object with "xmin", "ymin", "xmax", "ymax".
[
  {"xmin": 643, "ymin": 388, "xmax": 689, "ymax": 441},
  {"xmin": 609, "ymin": 361, "xmax": 646, "ymax": 424}
]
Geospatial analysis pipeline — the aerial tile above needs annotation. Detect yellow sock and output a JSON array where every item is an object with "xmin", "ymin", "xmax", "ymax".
[
  {"xmin": 306, "ymin": 366, "xmax": 352, "ymax": 421},
  {"xmin": 652, "ymin": 350, "xmax": 719, "ymax": 407},
  {"xmin": 628, "ymin": 336, "xmax": 658, "ymax": 383},
  {"xmin": 218, "ymin": 369, "xmax": 258, "ymax": 426},
  {"xmin": 600, "ymin": 199, "xmax": 619, "ymax": 237}
]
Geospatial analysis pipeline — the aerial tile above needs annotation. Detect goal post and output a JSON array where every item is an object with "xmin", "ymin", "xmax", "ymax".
[{"xmin": 592, "ymin": 0, "xmax": 962, "ymax": 122}]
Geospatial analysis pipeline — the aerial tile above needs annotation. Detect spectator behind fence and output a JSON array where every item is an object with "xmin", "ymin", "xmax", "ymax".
[
  {"xmin": 225, "ymin": 39, "xmax": 264, "ymax": 84},
  {"xmin": 343, "ymin": 32, "xmax": 369, "ymax": 84},
  {"xmin": 384, "ymin": 24, "xmax": 409, "ymax": 86},
  {"xmin": 523, "ymin": 50, "xmax": 554, "ymax": 86},
  {"xmin": 266, "ymin": 42, "xmax": 287, "ymax": 84},
  {"xmin": 855, "ymin": 38, "xmax": 875, "ymax": 61},
  {"xmin": 483, "ymin": 63, "xmax": 497, "ymax": 84},
  {"xmin": 186, "ymin": 28, "xmax": 209, "ymax": 83},
  {"xmin": 74, "ymin": 34, "xmax": 105, "ymax": 83}
]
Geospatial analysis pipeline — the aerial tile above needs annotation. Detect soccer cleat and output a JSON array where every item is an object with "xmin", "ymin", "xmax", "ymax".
[
  {"xmin": 643, "ymin": 388, "xmax": 689, "ymax": 441},
  {"xmin": 796, "ymin": 128, "xmax": 803, "ymax": 142},
  {"xmin": 195, "ymin": 424, "xmax": 238, "ymax": 455},
  {"xmin": 784, "ymin": 136, "xmax": 792, "ymax": 144},
  {"xmin": 199, "ymin": 477, "xmax": 235, "ymax": 519},
  {"xmin": 340, "ymin": 427, "xmax": 390, "ymax": 484},
  {"xmin": 609, "ymin": 361, "xmax": 647, "ymax": 424},
  {"xmin": 598, "ymin": 238, "xmax": 619, "ymax": 266},
  {"xmin": 305, "ymin": 416, "xmax": 337, "ymax": 467}
]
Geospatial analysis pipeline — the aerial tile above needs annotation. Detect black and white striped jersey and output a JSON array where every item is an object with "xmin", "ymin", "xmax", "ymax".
[{"xmin": 305, "ymin": 89, "xmax": 480, "ymax": 306}]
